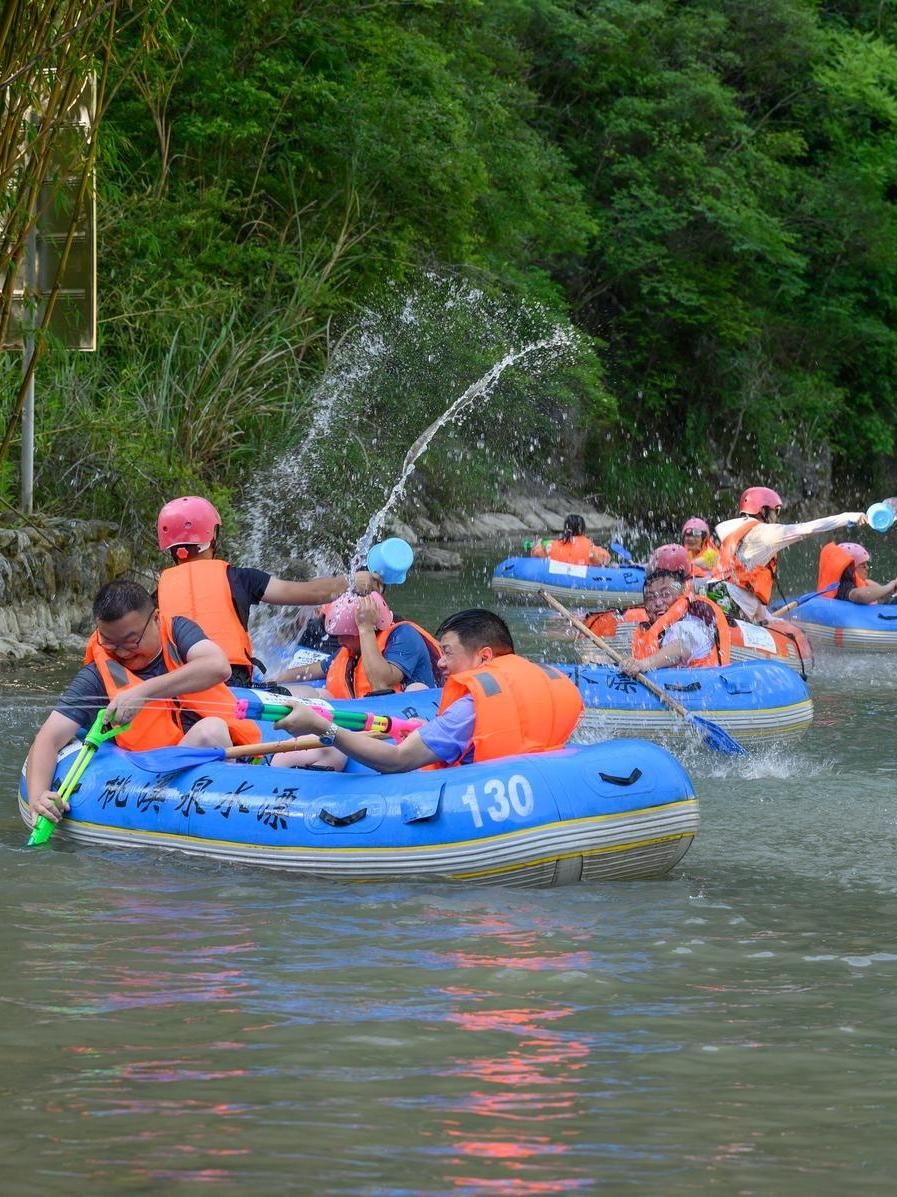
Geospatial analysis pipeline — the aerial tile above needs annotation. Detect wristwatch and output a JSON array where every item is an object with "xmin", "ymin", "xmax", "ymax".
[{"xmin": 318, "ymin": 720, "xmax": 340, "ymax": 747}]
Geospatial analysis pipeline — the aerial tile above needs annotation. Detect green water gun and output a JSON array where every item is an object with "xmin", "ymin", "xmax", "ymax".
[{"xmin": 28, "ymin": 708, "xmax": 128, "ymax": 847}]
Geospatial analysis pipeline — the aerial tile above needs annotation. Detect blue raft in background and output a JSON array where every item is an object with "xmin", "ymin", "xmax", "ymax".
[
  {"xmin": 491, "ymin": 556, "xmax": 646, "ymax": 607},
  {"xmin": 775, "ymin": 594, "xmax": 897, "ymax": 652}
]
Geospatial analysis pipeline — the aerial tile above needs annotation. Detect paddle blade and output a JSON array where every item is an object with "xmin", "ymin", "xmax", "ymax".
[
  {"xmin": 27, "ymin": 815, "xmax": 57, "ymax": 847},
  {"xmin": 127, "ymin": 744, "xmax": 227, "ymax": 774},
  {"xmin": 689, "ymin": 714, "xmax": 746, "ymax": 756},
  {"xmin": 609, "ymin": 540, "xmax": 633, "ymax": 563}
]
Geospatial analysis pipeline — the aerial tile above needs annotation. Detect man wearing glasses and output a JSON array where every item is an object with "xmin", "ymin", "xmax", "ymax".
[
  {"xmin": 619, "ymin": 545, "xmax": 730, "ymax": 674},
  {"xmin": 25, "ymin": 580, "xmax": 257, "ymax": 827},
  {"xmin": 714, "ymin": 486, "xmax": 867, "ymax": 625}
]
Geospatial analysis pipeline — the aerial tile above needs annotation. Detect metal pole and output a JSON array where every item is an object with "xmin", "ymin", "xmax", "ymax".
[
  {"xmin": 20, "ymin": 336, "xmax": 35, "ymax": 514},
  {"xmin": 20, "ymin": 224, "xmax": 37, "ymax": 514}
]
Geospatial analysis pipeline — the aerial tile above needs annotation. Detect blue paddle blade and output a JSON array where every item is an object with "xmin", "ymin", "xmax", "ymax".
[
  {"xmin": 688, "ymin": 714, "xmax": 746, "ymax": 756},
  {"xmin": 126, "ymin": 744, "xmax": 227, "ymax": 774},
  {"xmin": 609, "ymin": 540, "xmax": 633, "ymax": 563}
]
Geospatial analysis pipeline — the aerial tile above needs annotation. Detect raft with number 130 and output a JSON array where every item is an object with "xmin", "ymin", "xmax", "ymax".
[{"xmin": 18, "ymin": 687, "xmax": 698, "ymax": 886}]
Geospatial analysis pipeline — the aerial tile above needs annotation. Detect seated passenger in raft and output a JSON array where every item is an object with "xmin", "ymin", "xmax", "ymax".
[
  {"xmin": 619, "ymin": 545, "xmax": 731, "ymax": 675},
  {"xmin": 25, "ymin": 581, "xmax": 261, "ymax": 827},
  {"xmin": 271, "ymin": 589, "xmax": 442, "ymax": 699},
  {"xmin": 711, "ymin": 486, "xmax": 865, "ymax": 624},
  {"xmin": 156, "ymin": 495, "xmax": 377, "ymax": 687},
  {"xmin": 817, "ymin": 542, "xmax": 897, "ymax": 605},
  {"xmin": 528, "ymin": 514, "xmax": 611, "ymax": 566},
  {"xmin": 681, "ymin": 517, "xmax": 719, "ymax": 577},
  {"xmin": 275, "ymin": 608, "xmax": 584, "ymax": 773}
]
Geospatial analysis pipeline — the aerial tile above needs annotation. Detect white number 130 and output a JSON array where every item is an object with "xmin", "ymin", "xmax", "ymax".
[{"xmin": 459, "ymin": 775, "xmax": 534, "ymax": 828}]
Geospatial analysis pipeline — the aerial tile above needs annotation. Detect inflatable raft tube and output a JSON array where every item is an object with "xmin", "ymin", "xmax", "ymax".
[
  {"xmin": 18, "ymin": 727, "xmax": 698, "ymax": 887},
  {"xmin": 553, "ymin": 660, "xmax": 813, "ymax": 744},
  {"xmin": 491, "ymin": 556, "xmax": 646, "ymax": 607},
  {"xmin": 780, "ymin": 594, "xmax": 897, "ymax": 652}
]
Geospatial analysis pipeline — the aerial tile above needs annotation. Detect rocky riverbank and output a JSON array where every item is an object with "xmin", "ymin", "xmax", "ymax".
[
  {"xmin": 388, "ymin": 489, "xmax": 617, "ymax": 569},
  {"xmin": 0, "ymin": 516, "xmax": 131, "ymax": 660},
  {"xmin": 0, "ymin": 490, "xmax": 614, "ymax": 657}
]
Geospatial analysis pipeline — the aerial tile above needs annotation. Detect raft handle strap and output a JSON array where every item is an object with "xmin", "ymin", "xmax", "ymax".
[
  {"xmin": 319, "ymin": 806, "xmax": 368, "ymax": 828},
  {"xmin": 663, "ymin": 681, "xmax": 701, "ymax": 693},
  {"xmin": 598, "ymin": 768, "xmax": 643, "ymax": 787}
]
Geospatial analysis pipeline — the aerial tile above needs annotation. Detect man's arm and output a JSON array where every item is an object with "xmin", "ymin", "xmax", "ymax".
[
  {"xmin": 104, "ymin": 639, "xmax": 230, "ymax": 726},
  {"xmin": 26, "ymin": 711, "xmax": 83, "ymax": 821},
  {"xmin": 275, "ymin": 703, "xmax": 440, "ymax": 773},
  {"xmin": 262, "ymin": 570, "xmax": 378, "ymax": 606}
]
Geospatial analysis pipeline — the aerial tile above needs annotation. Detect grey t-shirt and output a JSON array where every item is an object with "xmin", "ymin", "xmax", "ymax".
[{"xmin": 55, "ymin": 616, "xmax": 208, "ymax": 730}]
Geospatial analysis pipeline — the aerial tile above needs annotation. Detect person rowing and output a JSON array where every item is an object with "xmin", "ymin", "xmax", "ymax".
[
  {"xmin": 25, "ymin": 581, "xmax": 261, "ymax": 826},
  {"xmin": 618, "ymin": 545, "xmax": 731, "ymax": 674}
]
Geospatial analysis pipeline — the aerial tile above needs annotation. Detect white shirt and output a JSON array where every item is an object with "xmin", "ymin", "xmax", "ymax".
[
  {"xmin": 714, "ymin": 511, "xmax": 865, "ymax": 621},
  {"xmin": 661, "ymin": 616, "xmax": 714, "ymax": 664}
]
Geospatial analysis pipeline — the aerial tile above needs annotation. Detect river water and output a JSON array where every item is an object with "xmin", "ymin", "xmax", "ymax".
[{"xmin": 2, "ymin": 544, "xmax": 895, "ymax": 1195}]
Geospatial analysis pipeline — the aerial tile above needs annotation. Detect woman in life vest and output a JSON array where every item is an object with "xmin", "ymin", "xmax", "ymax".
[
  {"xmin": 273, "ymin": 589, "xmax": 442, "ymax": 699},
  {"xmin": 681, "ymin": 517, "xmax": 719, "ymax": 577},
  {"xmin": 529, "ymin": 514, "xmax": 611, "ymax": 567},
  {"xmin": 25, "ymin": 581, "xmax": 260, "ymax": 826},
  {"xmin": 156, "ymin": 496, "xmax": 376, "ymax": 687},
  {"xmin": 274, "ymin": 609, "xmax": 583, "ymax": 773},
  {"xmin": 619, "ymin": 545, "xmax": 731, "ymax": 674},
  {"xmin": 713, "ymin": 486, "xmax": 866, "ymax": 624},
  {"xmin": 817, "ymin": 541, "xmax": 897, "ymax": 604}
]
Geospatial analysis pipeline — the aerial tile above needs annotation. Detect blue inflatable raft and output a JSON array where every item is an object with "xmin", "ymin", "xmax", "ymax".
[
  {"xmin": 778, "ymin": 594, "xmax": 897, "ymax": 652},
  {"xmin": 555, "ymin": 659, "xmax": 813, "ymax": 743},
  {"xmin": 491, "ymin": 556, "xmax": 646, "ymax": 607},
  {"xmin": 19, "ymin": 692, "xmax": 698, "ymax": 885}
]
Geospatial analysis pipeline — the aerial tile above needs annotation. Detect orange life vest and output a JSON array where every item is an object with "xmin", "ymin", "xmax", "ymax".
[
  {"xmin": 325, "ymin": 621, "xmax": 443, "ymax": 700},
  {"xmin": 626, "ymin": 596, "xmax": 731, "ymax": 667},
  {"xmin": 157, "ymin": 559, "xmax": 254, "ymax": 670},
  {"xmin": 433, "ymin": 654, "xmax": 583, "ymax": 766},
  {"xmin": 533, "ymin": 536, "xmax": 610, "ymax": 566},
  {"xmin": 84, "ymin": 616, "xmax": 261, "ymax": 750},
  {"xmin": 816, "ymin": 542, "xmax": 855, "ymax": 599},
  {"xmin": 717, "ymin": 518, "xmax": 777, "ymax": 605}
]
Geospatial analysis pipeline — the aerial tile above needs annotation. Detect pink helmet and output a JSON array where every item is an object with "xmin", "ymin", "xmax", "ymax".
[
  {"xmin": 323, "ymin": 590, "xmax": 393, "ymax": 636},
  {"xmin": 647, "ymin": 544, "xmax": 690, "ymax": 574},
  {"xmin": 157, "ymin": 496, "xmax": 221, "ymax": 551},
  {"xmin": 739, "ymin": 486, "xmax": 783, "ymax": 516},
  {"xmin": 840, "ymin": 542, "xmax": 870, "ymax": 568},
  {"xmin": 682, "ymin": 517, "xmax": 710, "ymax": 536}
]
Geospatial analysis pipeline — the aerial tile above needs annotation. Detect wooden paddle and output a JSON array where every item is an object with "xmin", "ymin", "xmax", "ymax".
[{"xmin": 540, "ymin": 590, "xmax": 746, "ymax": 756}]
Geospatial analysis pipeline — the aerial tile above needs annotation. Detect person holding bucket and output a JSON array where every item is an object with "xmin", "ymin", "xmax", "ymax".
[
  {"xmin": 711, "ymin": 487, "xmax": 867, "ymax": 624},
  {"xmin": 155, "ymin": 495, "xmax": 378, "ymax": 687}
]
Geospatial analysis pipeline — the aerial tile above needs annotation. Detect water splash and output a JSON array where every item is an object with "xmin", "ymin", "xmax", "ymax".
[{"xmin": 348, "ymin": 329, "xmax": 574, "ymax": 577}]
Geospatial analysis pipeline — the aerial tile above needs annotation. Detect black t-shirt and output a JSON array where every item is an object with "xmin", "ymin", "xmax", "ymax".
[
  {"xmin": 55, "ymin": 616, "xmax": 208, "ymax": 730},
  {"xmin": 226, "ymin": 565, "xmax": 271, "ymax": 627}
]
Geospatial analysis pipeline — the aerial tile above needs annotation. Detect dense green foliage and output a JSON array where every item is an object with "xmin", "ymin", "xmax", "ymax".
[{"xmin": 6, "ymin": 0, "xmax": 897, "ymax": 538}]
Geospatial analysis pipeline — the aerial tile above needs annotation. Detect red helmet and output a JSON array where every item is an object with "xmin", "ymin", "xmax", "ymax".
[
  {"xmin": 682, "ymin": 517, "xmax": 710, "ymax": 536},
  {"xmin": 840, "ymin": 542, "xmax": 870, "ymax": 568},
  {"xmin": 647, "ymin": 544, "xmax": 690, "ymax": 574},
  {"xmin": 157, "ymin": 496, "xmax": 221, "ymax": 551},
  {"xmin": 739, "ymin": 486, "xmax": 783, "ymax": 516}
]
